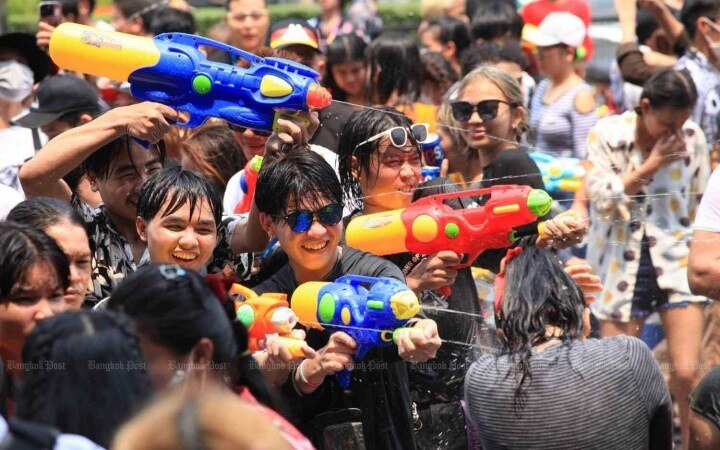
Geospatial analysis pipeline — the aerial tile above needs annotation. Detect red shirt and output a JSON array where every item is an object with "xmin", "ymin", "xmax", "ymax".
[{"xmin": 521, "ymin": 0, "xmax": 595, "ymax": 60}]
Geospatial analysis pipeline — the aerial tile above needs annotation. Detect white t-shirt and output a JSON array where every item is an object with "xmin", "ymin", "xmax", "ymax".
[{"xmin": 693, "ymin": 166, "xmax": 720, "ymax": 232}]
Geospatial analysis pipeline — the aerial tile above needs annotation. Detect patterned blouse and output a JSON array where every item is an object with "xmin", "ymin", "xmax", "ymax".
[
  {"xmin": 585, "ymin": 111, "xmax": 709, "ymax": 320},
  {"xmin": 72, "ymin": 195, "xmax": 252, "ymax": 306}
]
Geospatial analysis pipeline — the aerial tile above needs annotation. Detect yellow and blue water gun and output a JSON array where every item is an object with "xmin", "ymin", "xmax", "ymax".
[
  {"xmin": 291, "ymin": 275, "xmax": 420, "ymax": 388},
  {"xmin": 48, "ymin": 23, "xmax": 332, "ymax": 130},
  {"xmin": 528, "ymin": 152, "xmax": 586, "ymax": 194}
]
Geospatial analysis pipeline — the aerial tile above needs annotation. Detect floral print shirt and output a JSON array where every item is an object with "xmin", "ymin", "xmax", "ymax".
[
  {"xmin": 585, "ymin": 111, "xmax": 709, "ymax": 319},
  {"xmin": 72, "ymin": 195, "xmax": 252, "ymax": 306}
]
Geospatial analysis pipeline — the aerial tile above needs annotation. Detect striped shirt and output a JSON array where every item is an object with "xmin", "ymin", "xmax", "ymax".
[
  {"xmin": 529, "ymin": 79, "xmax": 597, "ymax": 159},
  {"xmin": 464, "ymin": 336, "xmax": 672, "ymax": 450}
]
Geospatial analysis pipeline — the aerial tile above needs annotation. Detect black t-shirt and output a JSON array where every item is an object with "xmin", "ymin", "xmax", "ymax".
[
  {"xmin": 254, "ymin": 247, "xmax": 417, "ymax": 450},
  {"xmin": 311, "ymin": 101, "xmax": 362, "ymax": 152},
  {"xmin": 691, "ymin": 365, "xmax": 720, "ymax": 430},
  {"xmin": 471, "ymin": 148, "xmax": 547, "ymax": 273}
]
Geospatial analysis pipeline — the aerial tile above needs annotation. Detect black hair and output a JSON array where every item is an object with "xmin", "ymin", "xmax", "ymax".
[
  {"xmin": 640, "ymin": 69, "xmax": 698, "ymax": 110},
  {"xmin": 83, "ymin": 134, "xmax": 166, "ymax": 180},
  {"xmin": 470, "ymin": 0, "xmax": 524, "ymax": 42},
  {"xmin": 255, "ymin": 147, "xmax": 343, "ymax": 217},
  {"xmin": 424, "ymin": 16, "xmax": 472, "ymax": 58},
  {"xmin": 337, "ymin": 106, "xmax": 418, "ymax": 211},
  {"xmin": 323, "ymin": 33, "xmax": 367, "ymax": 102},
  {"xmin": 16, "ymin": 310, "xmax": 152, "ymax": 447},
  {"xmin": 495, "ymin": 246, "xmax": 586, "ymax": 411},
  {"xmin": 7, "ymin": 197, "xmax": 85, "ymax": 232},
  {"xmin": 636, "ymin": 9, "xmax": 661, "ymax": 45},
  {"xmin": 106, "ymin": 264, "xmax": 280, "ymax": 411},
  {"xmin": 136, "ymin": 165, "xmax": 223, "ymax": 227},
  {"xmin": 365, "ymin": 34, "xmax": 423, "ymax": 106},
  {"xmin": 0, "ymin": 222, "xmax": 70, "ymax": 300},
  {"xmin": 114, "ymin": 0, "xmax": 160, "ymax": 31},
  {"xmin": 460, "ymin": 41, "xmax": 529, "ymax": 76},
  {"xmin": 421, "ymin": 51, "xmax": 459, "ymax": 96},
  {"xmin": 59, "ymin": 0, "xmax": 97, "ymax": 19},
  {"xmin": 681, "ymin": 0, "xmax": 720, "ymax": 40},
  {"xmin": 57, "ymin": 108, "xmax": 101, "ymax": 127},
  {"xmin": 149, "ymin": 7, "xmax": 197, "ymax": 35}
]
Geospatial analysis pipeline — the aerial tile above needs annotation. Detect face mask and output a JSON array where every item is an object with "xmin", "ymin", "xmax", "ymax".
[{"xmin": 0, "ymin": 61, "xmax": 33, "ymax": 102}]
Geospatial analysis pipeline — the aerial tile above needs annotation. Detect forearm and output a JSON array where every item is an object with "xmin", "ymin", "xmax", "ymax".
[
  {"xmin": 19, "ymin": 110, "xmax": 125, "ymax": 197},
  {"xmin": 230, "ymin": 202, "xmax": 270, "ymax": 254},
  {"xmin": 622, "ymin": 160, "xmax": 659, "ymax": 196},
  {"xmin": 656, "ymin": 6, "xmax": 686, "ymax": 46},
  {"xmin": 253, "ymin": 352, "xmax": 293, "ymax": 387}
]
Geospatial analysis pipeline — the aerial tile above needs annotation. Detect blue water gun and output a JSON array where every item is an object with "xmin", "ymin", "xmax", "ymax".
[
  {"xmin": 291, "ymin": 275, "xmax": 420, "ymax": 388},
  {"xmin": 529, "ymin": 152, "xmax": 586, "ymax": 194},
  {"xmin": 48, "ymin": 23, "xmax": 332, "ymax": 130}
]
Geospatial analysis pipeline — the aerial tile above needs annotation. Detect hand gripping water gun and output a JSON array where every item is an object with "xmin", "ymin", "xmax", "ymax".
[
  {"xmin": 345, "ymin": 185, "xmax": 553, "ymax": 268},
  {"xmin": 291, "ymin": 275, "xmax": 420, "ymax": 388},
  {"xmin": 230, "ymin": 284, "xmax": 306, "ymax": 357},
  {"xmin": 528, "ymin": 152, "xmax": 586, "ymax": 194},
  {"xmin": 48, "ymin": 23, "xmax": 332, "ymax": 130},
  {"xmin": 233, "ymin": 155, "xmax": 263, "ymax": 214}
]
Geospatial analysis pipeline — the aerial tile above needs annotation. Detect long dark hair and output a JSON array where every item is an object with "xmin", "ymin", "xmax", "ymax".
[
  {"xmin": 495, "ymin": 246, "xmax": 586, "ymax": 411},
  {"xmin": 106, "ymin": 264, "xmax": 281, "ymax": 412},
  {"xmin": 323, "ymin": 33, "xmax": 367, "ymax": 102},
  {"xmin": 337, "ymin": 106, "xmax": 419, "ymax": 211},
  {"xmin": 364, "ymin": 34, "xmax": 423, "ymax": 106},
  {"xmin": 16, "ymin": 310, "xmax": 152, "ymax": 447},
  {"xmin": 640, "ymin": 69, "xmax": 698, "ymax": 110}
]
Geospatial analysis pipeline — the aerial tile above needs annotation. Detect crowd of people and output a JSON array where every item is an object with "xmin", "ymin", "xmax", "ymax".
[{"xmin": 2, "ymin": 0, "xmax": 720, "ymax": 448}]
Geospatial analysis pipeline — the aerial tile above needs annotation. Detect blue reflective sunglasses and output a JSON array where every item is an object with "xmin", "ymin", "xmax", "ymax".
[{"xmin": 275, "ymin": 203, "xmax": 344, "ymax": 232}]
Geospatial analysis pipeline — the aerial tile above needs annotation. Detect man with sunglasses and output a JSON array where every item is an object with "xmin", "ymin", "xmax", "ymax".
[{"xmin": 253, "ymin": 148, "xmax": 441, "ymax": 450}]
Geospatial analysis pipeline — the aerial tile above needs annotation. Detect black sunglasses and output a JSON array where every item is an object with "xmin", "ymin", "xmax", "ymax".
[
  {"xmin": 275, "ymin": 203, "xmax": 344, "ymax": 233},
  {"xmin": 450, "ymin": 99, "xmax": 519, "ymax": 122},
  {"xmin": 227, "ymin": 123, "xmax": 272, "ymax": 137}
]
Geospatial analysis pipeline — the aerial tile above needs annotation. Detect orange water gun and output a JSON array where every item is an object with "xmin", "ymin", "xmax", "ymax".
[{"xmin": 230, "ymin": 284, "xmax": 306, "ymax": 357}]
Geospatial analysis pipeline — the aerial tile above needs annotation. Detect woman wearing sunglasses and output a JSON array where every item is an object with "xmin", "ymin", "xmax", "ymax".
[{"xmin": 253, "ymin": 148, "xmax": 440, "ymax": 450}]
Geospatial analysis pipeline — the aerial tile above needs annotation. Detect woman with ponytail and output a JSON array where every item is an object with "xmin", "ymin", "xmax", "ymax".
[{"xmin": 107, "ymin": 264, "xmax": 313, "ymax": 449}]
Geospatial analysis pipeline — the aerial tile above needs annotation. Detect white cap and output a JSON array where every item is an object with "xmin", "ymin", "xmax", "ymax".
[{"xmin": 523, "ymin": 12, "xmax": 586, "ymax": 48}]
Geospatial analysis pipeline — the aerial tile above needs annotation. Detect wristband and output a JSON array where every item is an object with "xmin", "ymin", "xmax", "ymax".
[{"xmin": 298, "ymin": 359, "xmax": 322, "ymax": 388}]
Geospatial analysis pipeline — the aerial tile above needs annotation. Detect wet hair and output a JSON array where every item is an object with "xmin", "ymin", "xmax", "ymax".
[
  {"xmin": 107, "ymin": 264, "xmax": 280, "ymax": 411},
  {"xmin": 424, "ymin": 16, "xmax": 472, "ymax": 59},
  {"xmin": 640, "ymin": 69, "xmax": 698, "ymax": 110},
  {"xmin": 149, "ymin": 7, "xmax": 196, "ymax": 35},
  {"xmin": 323, "ymin": 33, "xmax": 367, "ymax": 102},
  {"xmin": 470, "ymin": 0, "xmax": 524, "ymax": 42},
  {"xmin": 365, "ymin": 34, "xmax": 423, "ymax": 106},
  {"xmin": 180, "ymin": 122, "xmax": 248, "ymax": 193},
  {"xmin": 421, "ymin": 51, "xmax": 460, "ymax": 98},
  {"xmin": 83, "ymin": 135, "xmax": 166, "ymax": 180},
  {"xmin": 337, "ymin": 106, "xmax": 419, "ymax": 211},
  {"xmin": 495, "ymin": 245, "xmax": 586, "ymax": 411},
  {"xmin": 16, "ymin": 310, "xmax": 152, "ymax": 447},
  {"xmin": 255, "ymin": 147, "xmax": 343, "ymax": 217},
  {"xmin": 461, "ymin": 41, "xmax": 529, "ymax": 76},
  {"xmin": 456, "ymin": 65, "xmax": 528, "ymax": 141},
  {"xmin": 136, "ymin": 165, "xmax": 223, "ymax": 227},
  {"xmin": 0, "ymin": 222, "xmax": 69, "ymax": 301},
  {"xmin": 681, "ymin": 0, "xmax": 720, "ymax": 40},
  {"xmin": 7, "ymin": 197, "xmax": 85, "ymax": 233}
]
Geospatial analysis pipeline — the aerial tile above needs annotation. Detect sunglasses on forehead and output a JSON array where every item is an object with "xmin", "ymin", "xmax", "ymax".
[
  {"xmin": 450, "ymin": 99, "xmax": 519, "ymax": 122},
  {"xmin": 274, "ymin": 203, "xmax": 344, "ymax": 233},
  {"xmin": 227, "ymin": 123, "xmax": 273, "ymax": 137},
  {"xmin": 353, "ymin": 123, "xmax": 431, "ymax": 152}
]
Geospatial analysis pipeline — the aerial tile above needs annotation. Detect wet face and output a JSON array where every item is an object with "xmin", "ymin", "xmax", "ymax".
[
  {"xmin": 331, "ymin": 60, "xmax": 366, "ymax": 98},
  {"xmin": 44, "ymin": 222, "xmax": 92, "ymax": 310},
  {"xmin": 456, "ymin": 78, "xmax": 521, "ymax": 151},
  {"xmin": 89, "ymin": 142, "xmax": 163, "ymax": 224},
  {"xmin": 357, "ymin": 137, "xmax": 422, "ymax": 212},
  {"xmin": 226, "ymin": 0, "xmax": 270, "ymax": 52},
  {"xmin": 137, "ymin": 195, "xmax": 218, "ymax": 272},
  {"xmin": 0, "ymin": 261, "xmax": 66, "ymax": 363},
  {"xmin": 261, "ymin": 197, "xmax": 342, "ymax": 281},
  {"xmin": 640, "ymin": 103, "xmax": 693, "ymax": 144}
]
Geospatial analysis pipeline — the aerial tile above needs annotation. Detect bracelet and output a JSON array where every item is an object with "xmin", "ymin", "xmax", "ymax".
[{"xmin": 297, "ymin": 359, "xmax": 322, "ymax": 388}]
